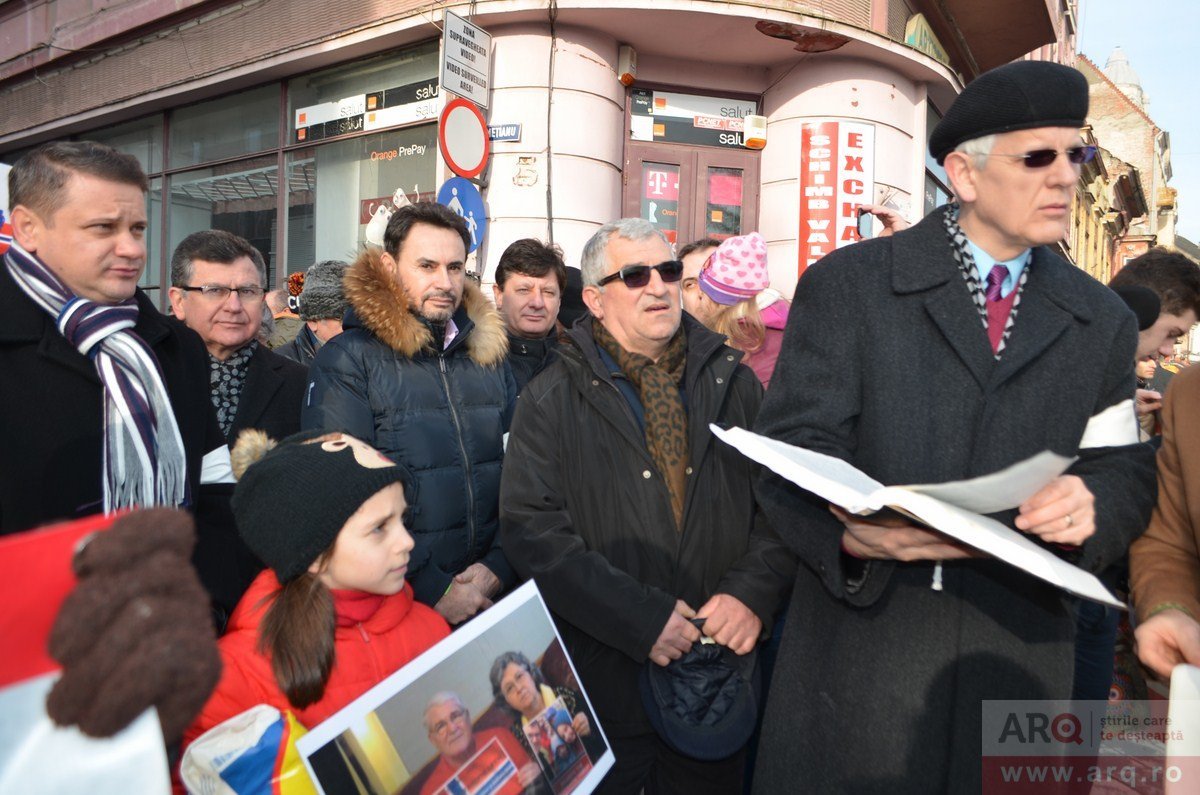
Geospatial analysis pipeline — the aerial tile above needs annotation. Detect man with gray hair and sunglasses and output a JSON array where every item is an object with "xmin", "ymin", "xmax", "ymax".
[
  {"xmin": 751, "ymin": 61, "xmax": 1157, "ymax": 791},
  {"xmin": 499, "ymin": 218, "xmax": 794, "ymax": 792}
]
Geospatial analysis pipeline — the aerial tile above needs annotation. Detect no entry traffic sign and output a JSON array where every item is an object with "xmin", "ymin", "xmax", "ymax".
[{"xmin": 439, "ymin": 98, "xmax": 490, "ymax": 179}]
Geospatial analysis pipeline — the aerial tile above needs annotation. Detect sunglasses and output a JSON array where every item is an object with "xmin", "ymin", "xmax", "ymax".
[
  {"xmin": 596, "ymin": 259, "xmax": 685, "ymax": 289},
  {"xmin": 988, "ymin": 145, "xmax": 1097, "ymax": 169}
]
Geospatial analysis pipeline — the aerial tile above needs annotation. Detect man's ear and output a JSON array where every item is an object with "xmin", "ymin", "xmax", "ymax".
[
  {"xmin": 491, "ymin": 282, "xmax": 503, "ymax": 308},
  {"xmin": 167, "ymin": 287, "xmax": 188, "ymax": 321},
  {"xmin": 380, "ymin": 250, "xmax": 400, "ymax": 277},
  {"xmin": 9, "ymin": 205, "xmax": 45, "ymax": 252},
  {"xmin": 582, "ymin": 285, "xmax": 604, "ymax": 321},
  {"xmin": 943, "ymin": 152, "xmax": 979, "ymax": 204}
]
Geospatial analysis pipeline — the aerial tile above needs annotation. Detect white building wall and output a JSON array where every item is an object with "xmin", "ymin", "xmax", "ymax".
[
  {"xmin": 482, "ymin": 23, "xmax": 624, "ymax": 280},
  {"xmin": 759, "ymin": 57, "xmax": 923, "ymax": 299}
]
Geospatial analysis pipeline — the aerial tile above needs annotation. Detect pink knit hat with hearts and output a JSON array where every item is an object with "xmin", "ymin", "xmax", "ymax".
[{"xmin": 698, "ymin": 232, "xmax": 770, "ymax": 306}]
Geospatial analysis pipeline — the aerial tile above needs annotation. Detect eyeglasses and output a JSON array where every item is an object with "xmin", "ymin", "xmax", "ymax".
[
  {"xmin": 987, "ymin": 145, "xmax": 1097, "ymax": 169},
  {"xmin": 596, "ymin": 259, "xmax": 685, "ymax": 289},
  {"xmin": 179, "ymin": 285, "xmax": 266, "ymax": 301},
  {"xmin": 429, "ymin": 708, "xmax": 468, "ymax": 737}
]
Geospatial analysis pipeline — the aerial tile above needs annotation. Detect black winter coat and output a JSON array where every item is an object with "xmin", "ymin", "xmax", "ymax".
[
  {"xmin": 505, "ymin": 331, "xmax": 558, "ymax": 394},
  {"xmin": 0, "ymin": 266, "xmax": 256, "ymax": 620},
  {"xmin": 499, "ymin": 316, "xmax": 796, "ymax": 738},
  {"xmin": 276, "ymin": 323, "xmax": 319, "ymax": 368},
  {"xmin": 752, "ymin": 208, "xmax": 1157, "ymax": 793},
  {"xmin": 226, "ymin": 342, "xmax": 308, "ymax": 444},
  {"xmin": 301, "ymin": 249, "xmax": 517, "ymax": 606}
]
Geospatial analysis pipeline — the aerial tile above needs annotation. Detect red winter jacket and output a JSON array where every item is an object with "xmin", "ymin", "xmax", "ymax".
[{"xmin": 182, "ymin": 569, "xmax": 450, "ymax": 751}]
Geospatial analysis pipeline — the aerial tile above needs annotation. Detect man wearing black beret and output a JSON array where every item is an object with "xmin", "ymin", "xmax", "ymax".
[{"xmin": 752, "ymin": 60, "xmax": 1156, "ymax": 792}]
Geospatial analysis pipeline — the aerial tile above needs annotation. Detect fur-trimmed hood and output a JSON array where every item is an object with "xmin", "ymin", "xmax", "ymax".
[{"xmin": 343, "ymin": 247, "xmax": 508, "ymax": 366}]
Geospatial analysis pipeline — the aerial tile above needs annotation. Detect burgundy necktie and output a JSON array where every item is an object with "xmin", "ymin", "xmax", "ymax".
[{"xmin": 985, "ymin": 264, "xmax": 1007, "ymax": 302}]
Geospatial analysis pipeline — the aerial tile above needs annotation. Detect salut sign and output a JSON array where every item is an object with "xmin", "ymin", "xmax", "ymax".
[{"xmin": 796, "ymin": 121, "xmax": 876, "ymax": 277}]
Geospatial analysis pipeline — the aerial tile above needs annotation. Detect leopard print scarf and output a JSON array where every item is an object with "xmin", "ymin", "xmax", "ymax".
[{"xmin": 593, "ymin": 319, "xmax": 689, "ymax": 530}]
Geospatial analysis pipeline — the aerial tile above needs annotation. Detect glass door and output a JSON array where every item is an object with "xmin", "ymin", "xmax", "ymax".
[{"xmin": 624, "ymin": 142, "xmax": 758, "ymax": 250}]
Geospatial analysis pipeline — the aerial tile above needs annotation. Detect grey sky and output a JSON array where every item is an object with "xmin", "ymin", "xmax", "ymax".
[{"xmin": 1078, "ymin": 0, "xmax": 1198, "ymax": 243}]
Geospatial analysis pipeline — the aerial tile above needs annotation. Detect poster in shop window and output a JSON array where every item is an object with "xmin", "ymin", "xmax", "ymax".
[{"xmin": 797, "ymin": 121, "xmax": 876, "ymax": 278}]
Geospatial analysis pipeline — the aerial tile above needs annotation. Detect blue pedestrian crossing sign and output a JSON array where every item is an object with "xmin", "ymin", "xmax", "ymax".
[{"xmin": 436, "ymin": 177, "xmax": 486, "ymax": 254}]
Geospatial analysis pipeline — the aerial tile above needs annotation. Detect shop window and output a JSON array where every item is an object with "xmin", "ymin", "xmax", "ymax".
[
  {"xmin": 924, "ymin": 103, "xmax": 952, "ymax": 215},
  {"xmin": 167, "ymin": 155, "xmax": 278, "ymax": 285},
  {"xmin": 705, "ymin": 167, "xmax": 744, "ymax": 239},
  {"xmin": 924, "ymin": 173, "xmax": 951, "ymax": 216},
  {"xmin": 88, "ymin": 115, "xmax": 164, "ymax": 173},
  {"xmin": 285, "ymin": 126, "xmax": 437, "ymax": 272},
  {"xmin": 625, "ymin": 143, "xmax": 758, "ymax": 247},
  {"xmin": 169, "ymin": 85, "xmax": 280, "ymax": 169},
  {"xmin": 142, "ymin": 177, "xmax": 164, "ymax": 304},
  {"xmin": 639, "ymin": 162, "xmax": 681, "ymax": 244},
  {"xmin": 9, "ymin": 41, "xmax": 442, "ymax": 308}
]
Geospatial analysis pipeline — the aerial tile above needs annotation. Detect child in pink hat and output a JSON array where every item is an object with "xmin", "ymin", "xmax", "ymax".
[{"xmin": 692, "ymin": 232, "xmax": 790, "ymax": 389}]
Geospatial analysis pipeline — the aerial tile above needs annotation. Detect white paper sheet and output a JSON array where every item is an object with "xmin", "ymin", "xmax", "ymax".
[{"xmin": 712, "ymin": 425, "xmax": 1121, "ymax": 607}]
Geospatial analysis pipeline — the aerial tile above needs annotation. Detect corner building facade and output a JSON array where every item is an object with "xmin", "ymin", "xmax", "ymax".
[{"xmin": 0, "ymin": 0, "xmax": 1065, "ymax": 304}]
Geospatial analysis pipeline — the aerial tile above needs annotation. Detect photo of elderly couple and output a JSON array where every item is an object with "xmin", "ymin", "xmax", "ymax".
[{"xmin": 300, "ymin": 583, "xmax": 612, "ymax": 795}]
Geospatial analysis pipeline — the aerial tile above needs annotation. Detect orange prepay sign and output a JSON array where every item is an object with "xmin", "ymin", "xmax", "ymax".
[{"xmin": 439, "ymin": 97, "xmax": 490, "ymax": 179}]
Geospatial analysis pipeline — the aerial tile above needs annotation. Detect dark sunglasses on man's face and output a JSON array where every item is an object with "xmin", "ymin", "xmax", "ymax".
[
  {"xmin": 596, "ymin": 259, "xmax": 685, "ymax": 289},
  {"xmin": 989, "ymin": 145, "xmax": 1097, "ymax": 169}
]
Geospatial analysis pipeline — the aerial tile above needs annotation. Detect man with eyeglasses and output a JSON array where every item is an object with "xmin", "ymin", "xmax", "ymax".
[
  {"xmin": 420, "ymin": 692, "xmax": 540, "ymax": 795},
  {"xmin": 750, "ymin": 61, "xmax": 1156, "ymax": 792},
  {"xmin": 500, "ymin": 218, "xmax": 794, "ymax": 793},
  {"xmin": 168, "ymin": 230, "xmax": 309, "ymax": 445}
]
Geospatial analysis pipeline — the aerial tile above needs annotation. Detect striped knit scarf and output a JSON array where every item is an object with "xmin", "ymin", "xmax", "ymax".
[
  {"xmin": 941, "ymin": 204, "xmax": 1028, "ymax": 359},
  {"xmin": 4, "ymin": 241, "xmax": 187, "ymax": 513}
]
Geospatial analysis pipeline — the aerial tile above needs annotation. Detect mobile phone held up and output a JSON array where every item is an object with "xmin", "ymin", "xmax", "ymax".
[{"xmin": 856, "ymin": 207, "xmax": 871, "ymax": 240}]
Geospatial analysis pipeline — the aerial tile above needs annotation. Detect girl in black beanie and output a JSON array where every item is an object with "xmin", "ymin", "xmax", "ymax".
[{"xmin": 179, "ymin": 430, "xmax": 451, "ymax": 764}]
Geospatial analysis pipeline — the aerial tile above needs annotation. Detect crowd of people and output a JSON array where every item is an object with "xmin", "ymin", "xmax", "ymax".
[{"xmin": 4, "ymin": 57, "xmax": 1200, "ymax": 794}]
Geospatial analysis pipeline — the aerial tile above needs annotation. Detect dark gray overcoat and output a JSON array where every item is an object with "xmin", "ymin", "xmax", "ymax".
[{"xmin": 752, "ymin": 208, "xmax": 1157, "ymax": 793}]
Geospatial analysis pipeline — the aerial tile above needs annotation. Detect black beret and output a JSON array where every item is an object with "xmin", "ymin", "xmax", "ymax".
[{"xmin": 930, "ymin": 61, "xmax": 1089, "ymax": 164}]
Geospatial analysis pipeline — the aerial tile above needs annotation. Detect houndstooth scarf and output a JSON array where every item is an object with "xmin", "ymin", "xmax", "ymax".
[
  {"xmin": 941, "ymin": 204, "xmax": 1028, "ymax": 359},
  {"xmin": 4, "ymin": 241, "xmax": 187, "ymax": 512}
]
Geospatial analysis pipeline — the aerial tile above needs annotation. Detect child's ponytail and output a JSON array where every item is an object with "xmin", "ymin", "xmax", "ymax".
[{"xmin": 258, "ymin": 568, "xmax": 336, "ymax": 708}]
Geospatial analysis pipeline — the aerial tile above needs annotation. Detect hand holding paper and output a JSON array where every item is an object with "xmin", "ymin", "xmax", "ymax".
[
  {"xmin": 1014, "ymin": 474, "xmax": 1096, "ymax": 546},
  {"xmin": 832, "ymin": 506, "xmax": 977, "ymax": 562}
]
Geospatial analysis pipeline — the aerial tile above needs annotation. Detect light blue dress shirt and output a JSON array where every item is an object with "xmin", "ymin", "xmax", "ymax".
[{"xmin": 967, "ymin": 240, "xmax": 1032, "ymax": 299}]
